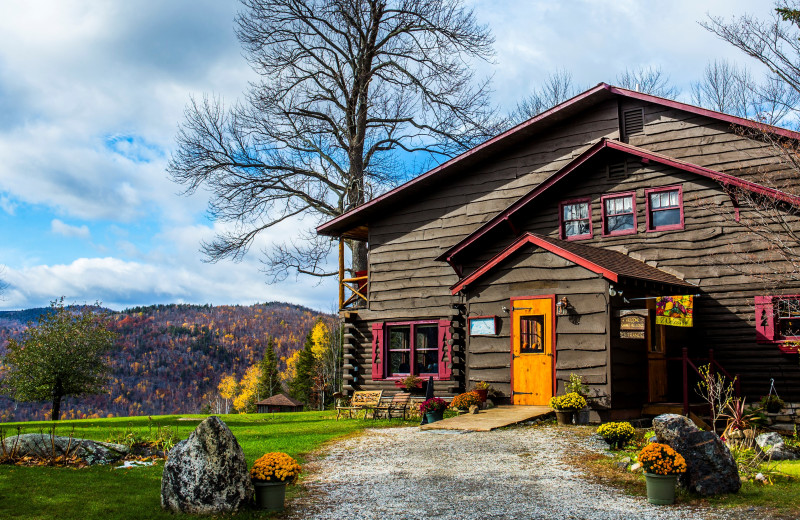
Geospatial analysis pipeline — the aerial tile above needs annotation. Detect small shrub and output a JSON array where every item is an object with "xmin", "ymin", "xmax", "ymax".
[
  {"xmin": 450, "ymin": 392, "xmax": 481, "ymax": 410},
  {"xmin": 473, "ymin": 381, "xmax": 491, "ymax": 391},
  {"xmin": 549, "ymin": 392, "xmax": 586, "ymax": 411},
  {"xmin": 596, "ymin": 421, "xmax": 636, "ymax": 449},
  {"xmin": 637, "ymin": 443, "xmax": 687, "ymax": 475},
  {"xmin": 250, "ymin": 452, "xmax": 302, "ymax": 483},
  {"xmin": 565, "ymin": 373, "xmax": 589, "ymax": 397}
]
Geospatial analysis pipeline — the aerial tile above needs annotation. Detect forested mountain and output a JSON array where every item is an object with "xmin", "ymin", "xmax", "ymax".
[{"xmin": 0, "ymin": 302, "xmax": 329, "ymax": 422}]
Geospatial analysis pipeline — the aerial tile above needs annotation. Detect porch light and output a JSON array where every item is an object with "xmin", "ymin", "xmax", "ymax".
[{"xmin": 556, "ymin": 297, "xmax": 570, "ymax": 316}]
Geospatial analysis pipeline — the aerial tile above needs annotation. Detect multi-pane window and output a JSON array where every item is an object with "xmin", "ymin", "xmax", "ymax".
[
  {"xmin": 647, "ymin": 187, "xmax": 683, "ymax": 231},
  {"xmin": 519, "ymin": 315, "xmax": 545, "ymax": 353},
  {"xmin": 560, "ymin": 199, "xmax": 591, "ymax": 240},
  {"xmin": 602, "ymin": 193, "xmax": 636, "ymax": 236},
  {"xmin": 386, "ymin": 322, "xmax": 439, "ymax": 377},
  {"xmin": 777, "ymin": 298, "xmax": 800, "ymax": 338}
]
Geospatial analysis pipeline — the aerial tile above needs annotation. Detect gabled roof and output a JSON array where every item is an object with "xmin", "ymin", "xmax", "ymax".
[
  {"xmin": 439, "ymin": 138, "xmax": 800, "ymax": 268},
  {"xmin": 255, "ymin": 393, "xmax": 304, "ymax": 407},
  {"xmin": 451, "ymin": 233, "xmax": 694, "ymax": 294},
  {"xmin": 317, "ymin": 83, "xmax": 800, "ymax": 239}
]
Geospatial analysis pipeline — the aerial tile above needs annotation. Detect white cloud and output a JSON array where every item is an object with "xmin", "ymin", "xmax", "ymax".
[{"xmin": 51, "ymin": 219, "xmax": 90, "ymax": 239}]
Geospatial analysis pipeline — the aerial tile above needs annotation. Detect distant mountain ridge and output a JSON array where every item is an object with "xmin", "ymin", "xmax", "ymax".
[{"xmin": 0, "ymin": 302, "xmax": 330, "ymax": 422}]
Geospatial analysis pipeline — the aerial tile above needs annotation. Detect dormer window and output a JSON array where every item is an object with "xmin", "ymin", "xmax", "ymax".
[{"xmin": 559, "ymin": 198, "xmax": 592, "ymax": 240}]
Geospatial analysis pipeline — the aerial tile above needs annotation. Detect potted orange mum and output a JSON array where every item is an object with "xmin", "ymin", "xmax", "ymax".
[
  {"xmin": 250, "ymin": 452, "xmax": 302, "ymax": 511},
  {"xmin": 637, "ymin": 443, "xmax": 687, "ymax": 505}
]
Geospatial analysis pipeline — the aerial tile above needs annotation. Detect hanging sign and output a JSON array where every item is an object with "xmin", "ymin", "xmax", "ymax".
[
  {"xmin": 619, "ymin": 310, "xmax": 647, "ymax": 339},
  {"xmin": 656, "ymin": 295, "xmax": 694, "ymax": 327}
]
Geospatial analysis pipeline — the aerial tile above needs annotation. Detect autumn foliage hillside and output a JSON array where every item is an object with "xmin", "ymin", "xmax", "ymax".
[{"xmin": 0, "ymin": 302, "xmax": 330, "ymax": 422}]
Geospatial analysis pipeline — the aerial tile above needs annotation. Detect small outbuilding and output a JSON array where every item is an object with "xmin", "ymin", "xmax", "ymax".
[{"xmin": 256, "ymin": 393, "xmax": 304, "ymax": 413}]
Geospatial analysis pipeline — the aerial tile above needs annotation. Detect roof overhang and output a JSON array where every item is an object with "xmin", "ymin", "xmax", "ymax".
[
  {"xmin": 451, "ymin": 232, "xmax": 695, "ymax": 295},
  {"xmin": 317, "ymin": 83, "xmax": 800, "ymax": 239},
  {"xmin": 439, "ymin": 138, "xmax": 800, "ymax": 269}
]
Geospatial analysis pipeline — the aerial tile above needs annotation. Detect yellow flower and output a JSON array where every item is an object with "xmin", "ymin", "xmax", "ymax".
[{"xmin": 250, "ymin": 452, "xmax": 302, "ymax": 483}]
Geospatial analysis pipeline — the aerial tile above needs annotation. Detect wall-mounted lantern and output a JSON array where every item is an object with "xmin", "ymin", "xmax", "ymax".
[{"xmin": 556, "ymin": 296, "xmax": 570, "ymax": 316}]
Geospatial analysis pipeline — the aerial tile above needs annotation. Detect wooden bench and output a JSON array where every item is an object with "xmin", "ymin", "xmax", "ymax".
[
  {"xmin": 335, "ymin": 390, "xmax": 383, "ymax": 420},
  {"xmin": 373, "ymin": 392, "xmax": 412, "ymax": 420}
]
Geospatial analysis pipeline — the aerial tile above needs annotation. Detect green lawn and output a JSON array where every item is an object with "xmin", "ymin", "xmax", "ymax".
[{"xmin": 0, "ymin": 411, "xmax": 412, "ymax": 520}]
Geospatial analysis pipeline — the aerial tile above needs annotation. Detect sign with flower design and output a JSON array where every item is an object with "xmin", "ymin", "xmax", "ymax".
[{"xmin": 656, "ymin": 295, "xmax": 693, "ymax": 327}]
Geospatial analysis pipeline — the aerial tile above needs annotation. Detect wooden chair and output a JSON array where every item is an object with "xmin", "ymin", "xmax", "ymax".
[
  {"xmin": 373, "ymin": 392, "xmax": 411, "ymax": 420},
  {"xmin": 335, "ymin": 390, "xmax": 383, "ymax": 420}
]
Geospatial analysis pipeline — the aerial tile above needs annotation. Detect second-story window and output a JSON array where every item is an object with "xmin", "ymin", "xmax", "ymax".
[
  {"xmin": 602, "ymin": 192, "xmax": 636, "ymax": 236},
  {"xmin": 646, "ymin": 186, "xmax": 684, "ymax": 231},
  {"xmin": 559, "ymin": 198, "xmax": 592, "ymax": 240}
]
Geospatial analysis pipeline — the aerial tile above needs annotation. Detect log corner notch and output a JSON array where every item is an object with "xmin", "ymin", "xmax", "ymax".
[{"xmin": 339, "ymin": 238, "xmax": 368, "ymax": 310}]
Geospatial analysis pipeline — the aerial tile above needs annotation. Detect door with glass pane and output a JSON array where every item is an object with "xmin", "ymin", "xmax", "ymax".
[{"xmin": 511, "ymin": 297, "xmax": 554, "ymax": 405}]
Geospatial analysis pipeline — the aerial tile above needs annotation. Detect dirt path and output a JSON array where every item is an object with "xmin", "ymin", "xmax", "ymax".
[{"xmin": 287, "ymin": 425, "xmax": 763, "ymax": 520}]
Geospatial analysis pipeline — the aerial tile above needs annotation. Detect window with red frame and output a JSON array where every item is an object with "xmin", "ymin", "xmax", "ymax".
[
  {"xmin": 756, "ymin": 295, "xmax": 800, "ymax": 344},
  {"xmin": 602, "ymin": 193, "xmax": 636, "ymax": 235},
  {"xmin": 371, "ymin": 320, "xmax": 452, "ymax": 380},
  {"xmin": 560, "ymin": 199, "xmax": 591, "ymax": 239},
  {"xmin": 647, "ymin": 187, "xmax": 683, "ymax": 231}
]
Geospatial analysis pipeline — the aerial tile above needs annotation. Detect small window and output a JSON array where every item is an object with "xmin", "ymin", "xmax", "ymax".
[
  {"xmin": 646, "ymin": 186, "xmax": 683, "ymax": 231},
  {"xmin": 519, "ymin": 315, "xmax": 545, "ymax": 353},
  {"xmin": 559, "ymin": 198, "xmax": 592, "ymax": 240},
  {"xmin": 777, "ymin": 298, "xmax": 800, "ymax": 339},
  {"xmin": 602, "ymin": 192, "xmax": 637, "ymax": 236}
]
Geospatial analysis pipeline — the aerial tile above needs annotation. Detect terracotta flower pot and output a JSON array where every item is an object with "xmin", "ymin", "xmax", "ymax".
[{"xmin": 475, "ymin": 389, "xmax": 488, "ymax": 402}]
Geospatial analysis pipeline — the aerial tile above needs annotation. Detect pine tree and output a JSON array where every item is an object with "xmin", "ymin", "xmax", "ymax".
[
  {"xmin": 259, "ymin": 337, "xmax": 282, "ymax": 398},
  {"xmin": 289, "ymin": 331, "xmax": 316, "ymax": 406}
]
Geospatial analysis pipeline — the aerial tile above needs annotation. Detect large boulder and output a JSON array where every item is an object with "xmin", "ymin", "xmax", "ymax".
[
  {"xmin": 161, "ymin": 416, "xmax": 253, "ymax": 514},
  {"xmin": 652, "ymin": 414, "xmax": 740, "ymax": 496},
  {"xmin": 2, "ymin": 433, "xmax": 128, "ymax": 465},
  {"xmin": 756, "ymin": 432, "xmax": 799, "ymax": 461}
]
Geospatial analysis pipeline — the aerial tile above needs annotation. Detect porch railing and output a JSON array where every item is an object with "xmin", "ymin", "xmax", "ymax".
[
  {"xmin": 338, "ymin": 239, "xmax": 368, "ymax": 310},
  {"xmin": 665, "ymin": 348, "xmax": 741, "ymax": 416}
]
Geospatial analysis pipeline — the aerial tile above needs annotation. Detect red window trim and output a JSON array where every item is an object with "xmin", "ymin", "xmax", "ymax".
[
  {"xmin": 375, "ymin": 320, "xmax": 450, "ymax": 381},
  {"xmin": 645, "ymin": 185, "xmax": 684, "ymax": 232},
  {"xmin": 601, "ymin": 191, "xmax": 637, "ymax": 237},
  {"xmin": 558, "ymin": 197, "xmax": 592, "ymax": 241}
]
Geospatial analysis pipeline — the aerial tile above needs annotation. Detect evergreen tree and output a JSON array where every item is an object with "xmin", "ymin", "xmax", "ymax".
[
  {"xmin": 259, "ymin": 337, "xmax": 282, "ymax": 398},
  {"xmin": 289, "ymin": 331, "xmax": 316, "ymax": 406}
]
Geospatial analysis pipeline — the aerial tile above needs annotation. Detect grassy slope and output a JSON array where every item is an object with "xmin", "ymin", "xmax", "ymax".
[{"xmin": 0, "ymin": 412, "xmax": 407, "ymax": 520}]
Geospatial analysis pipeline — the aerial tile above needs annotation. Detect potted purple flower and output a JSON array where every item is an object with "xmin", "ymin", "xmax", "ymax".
[{"xmin": 419, "ymin": 397, "xmax": 448, "ymax": 423}]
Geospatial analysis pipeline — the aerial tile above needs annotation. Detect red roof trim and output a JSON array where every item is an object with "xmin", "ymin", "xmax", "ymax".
[
  {"xmin": 440, "ymin": 139, "xmax": 800, "ymax": 266},
  {"xmin": 450, "ymin": 233, "xmax": 619, "ymax": 295},
  {"xmin": 318, "ymin": 83, "xmax": 800, "ymax": 237}
]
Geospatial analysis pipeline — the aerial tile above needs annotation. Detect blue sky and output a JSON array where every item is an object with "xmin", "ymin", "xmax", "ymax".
[{"xmin": 0, "ymin": 0, "xmax": 777, "ymax": 311}]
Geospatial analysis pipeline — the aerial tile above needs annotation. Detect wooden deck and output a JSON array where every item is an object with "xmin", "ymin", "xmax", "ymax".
[{"xmin": 420, "ymin": 405, "xmax": 553, "ymax": 432}]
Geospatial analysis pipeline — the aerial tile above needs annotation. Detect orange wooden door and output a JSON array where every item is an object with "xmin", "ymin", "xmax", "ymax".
[{"xmin": 511, "ymin": 297, "xmax": 554, "ymax": 405}]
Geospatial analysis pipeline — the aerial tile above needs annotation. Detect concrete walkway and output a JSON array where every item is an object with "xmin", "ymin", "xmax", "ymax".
[{"xmin": 419, "ymin": 405, "xmax": 552, "ymax": 431}]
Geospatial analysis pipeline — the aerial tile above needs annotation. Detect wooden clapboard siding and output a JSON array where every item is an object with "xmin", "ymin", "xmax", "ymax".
[
  {"xmin": 365, "ymin": 99, "xmax": 621, "ymax": 321},
  {"xmin": 461, "ymin": 247, "xmax": 611, "ymax": 406}
]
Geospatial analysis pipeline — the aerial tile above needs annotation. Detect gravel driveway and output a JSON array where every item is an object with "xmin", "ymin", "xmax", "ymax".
[{"xmin": 288, "ymin": 425, "xmax": 765, "ymax": 520}]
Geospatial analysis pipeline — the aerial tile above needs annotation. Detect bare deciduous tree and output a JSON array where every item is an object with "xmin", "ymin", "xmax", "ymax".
[
  {"xmin": 616, "ymin": 65, "xmax": 680, "ymax": 98},
  {"xmin": 168, "ymin": 0, "xmax": 500, "ymax": 281},
  {"xmin": 510, "ymin": 69, "xmax": 582, "ymax": 124},
  {"xmin": 698, "ymin": 3, "xmax": 800, "ymax": 286}
]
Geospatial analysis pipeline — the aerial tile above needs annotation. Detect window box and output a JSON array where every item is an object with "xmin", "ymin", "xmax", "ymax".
[
  {"xmin": 601, "ymin": 191, "xmax": 637, "ymax": 236},
  {"xmin": 559, "ymin": 197, "xmax": 592, "ymax": 241},
  {"xmin": 645, "ymin": 186, "xmax": 684, "ymax": 232},
  {"xmin": 371, "ymin": 320, "xmax": 452, "ymax": 381}
]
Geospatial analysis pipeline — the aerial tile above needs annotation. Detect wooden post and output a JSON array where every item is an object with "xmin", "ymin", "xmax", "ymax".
[
  {"xmin": 338, "ymin": 238, "xmax": 345, "ymax": 310},
  {"xmin": 682, "ymin": 347, "xmax": 689, "ymax": 416}
]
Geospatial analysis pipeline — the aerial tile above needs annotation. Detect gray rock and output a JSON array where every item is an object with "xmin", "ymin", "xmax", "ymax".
[
  {"xmin": 653, "ymin": 414, "xmax": 740, "ymax": 496},
  {"xmin": 756, "ymin": 432, "xmax": 799, "ymax": 461},
  {"xmin": 469, "ymin": 405, "xmax": 480, "ymax": 414},
  {"xmin": 2, "ymin": 433, "xmax": 128, "ymax": 465},
  {"xmin": 161, "ymin": 416, "xmax": 253, "ymax": 514},
  {"xmin": 484, "ymin": 399, "xmax": 495, "ymax": 409}
]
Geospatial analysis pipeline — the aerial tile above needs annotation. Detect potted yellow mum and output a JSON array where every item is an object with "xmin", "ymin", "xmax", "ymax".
[
  {"xmin": 548, "ymin": 392, "xmax": 586, "ymax": 425},
  {"xmin": 637, "ymin": 443, "xmax": 687, "ymax": 505},
  {"xmin": 250, "ymin": 452, "xmax": 302, "ymax": 511}
]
